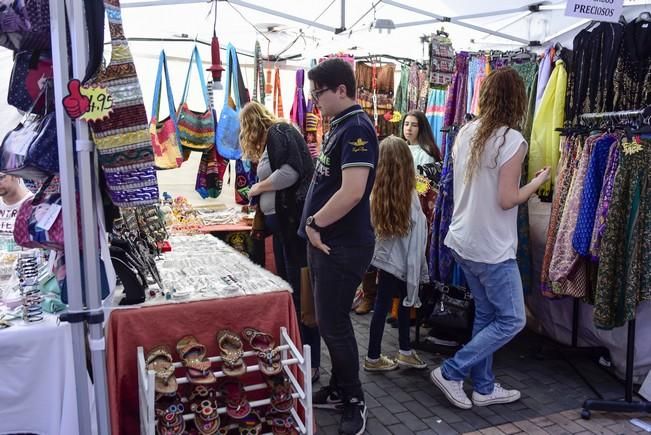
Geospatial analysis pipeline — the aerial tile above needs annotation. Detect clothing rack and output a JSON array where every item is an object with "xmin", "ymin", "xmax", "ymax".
[{"xmin": 574, "ymin": 108, "xmax": 651, "ymax": 420}]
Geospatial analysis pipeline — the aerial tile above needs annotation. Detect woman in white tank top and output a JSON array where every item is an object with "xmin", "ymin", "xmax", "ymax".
[{"xmin": 430, "ymin": 68, "xmax": 551, "ymax": 410}]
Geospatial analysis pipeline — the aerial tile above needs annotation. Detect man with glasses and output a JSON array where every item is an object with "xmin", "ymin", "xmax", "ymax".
[
  {"xmin": 299, "ymin": 58, "xmax": 378, "ymax": 435},
  {"xmin": 0, "ymin": 173, "xmax": 33, "ymax": 249}
]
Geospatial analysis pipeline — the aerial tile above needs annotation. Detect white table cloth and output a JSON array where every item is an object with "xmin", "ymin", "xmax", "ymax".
[{"xmin": 0, "ymin": 315, "xmax": 81, "ymax": 435}]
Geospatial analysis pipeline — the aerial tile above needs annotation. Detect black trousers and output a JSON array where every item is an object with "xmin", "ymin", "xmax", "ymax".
[{"xmin": 308, "ymin": 242, "xmax": 374, "ymax": 401}]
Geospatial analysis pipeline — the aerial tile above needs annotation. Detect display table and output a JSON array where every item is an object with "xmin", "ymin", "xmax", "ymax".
[
  {"xmin": 105, "ymin": 291, "xmax": 302, "ymax": 435},
  {"xmin": 0, "ymin": 315, "xmax": 82, "ymax": 435}
]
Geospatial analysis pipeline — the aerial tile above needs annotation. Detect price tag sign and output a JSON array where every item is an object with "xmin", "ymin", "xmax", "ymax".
[
  {"xmin": 62, "ymin": 79, "xmax": 113, "ymax": 122},
  {"xmin": 565, "ymin": 0, "xmax": 623, "ymax": 23},
  {"xmin": 79, "ymin": 85, "xmax": 113, "ymax": 122}
]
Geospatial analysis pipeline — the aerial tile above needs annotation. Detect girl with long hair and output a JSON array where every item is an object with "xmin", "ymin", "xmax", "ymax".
[
  {"xmin": 363, "ymin": 136, "xmax": 430, "ymax": 372},
  {"xmin": 430, "ymin": 68, "xmax": 550, "ymax": 409},
  {"xmin": 239, "ymin": 101, "xmax": 322, "ymax": 381},
  {"xmin": 402, "ymin": 110, "xmax": 442, "ymax": 167}
]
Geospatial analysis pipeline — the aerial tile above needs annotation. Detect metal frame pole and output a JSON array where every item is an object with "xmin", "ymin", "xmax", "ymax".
[
  {"xmin": 65, "ymin": 0, "xmax": 111, "ymax": 433},
  {"xmin": 380, "ymin": 0, "xmax": 530, "ymax": 44},
  {"xmin": 120, "ymin": 0, "xmax": 337, "ymax": 32},
  {"xmin": 49, "ymin": 0, "xmax": 94, "ymax": 434}
]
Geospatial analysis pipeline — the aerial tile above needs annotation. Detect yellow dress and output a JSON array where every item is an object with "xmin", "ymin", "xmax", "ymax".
[{"xmin": 529, "ymin": 59, "xmax": 568, "ymax": 197}]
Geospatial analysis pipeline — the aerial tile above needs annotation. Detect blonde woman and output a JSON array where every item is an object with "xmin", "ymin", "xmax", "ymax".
[
  {"xmin": 239, "ymin": 101, "xmax": 321, "ymax": 381},
  {"xmin": 364, "ymin": 136, "xmax": 429, "ymax": 372}
]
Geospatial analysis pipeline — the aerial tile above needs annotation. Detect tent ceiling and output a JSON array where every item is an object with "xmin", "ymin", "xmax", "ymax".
[{"xmin": 117, "ymin": 0, "xmax": 651, "ymax": 62}]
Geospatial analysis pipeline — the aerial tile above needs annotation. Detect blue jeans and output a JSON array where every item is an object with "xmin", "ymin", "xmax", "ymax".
[
  {"xmin": 367, "ymin": 269, "xmax": 411, "ymax": 359},
  {"xmin": 441, "ymin": 251, "xmax": 526, "ymax": 395}
]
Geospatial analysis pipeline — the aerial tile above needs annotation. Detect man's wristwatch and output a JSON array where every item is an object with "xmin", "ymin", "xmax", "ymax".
[{"xmin": 306, "ymin": 215, "xmax": 325, "ymax": 231}]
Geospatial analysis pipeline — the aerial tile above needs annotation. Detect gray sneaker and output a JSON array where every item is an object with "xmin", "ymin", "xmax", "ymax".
[
  {"xmin": 397, "ymin": 351, "xmax": 428, "ymax": 369},
  {"xmin": 430, "ymin": 367, "xmax": 472, "ymax": 410}
]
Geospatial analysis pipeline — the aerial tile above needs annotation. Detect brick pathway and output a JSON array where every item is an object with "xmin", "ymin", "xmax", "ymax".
[{"xmin": 314, "ymin": 313, "xmax": 651, "ymax": 434}]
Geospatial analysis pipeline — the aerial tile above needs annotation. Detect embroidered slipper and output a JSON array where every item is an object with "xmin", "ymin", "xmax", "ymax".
[
  {"xmin": 268, "ymin": 413, "xmax": 299, "ymax": 435},
  {"xmin": 266, "ymin": 375, "xmax": 295, "ymax": 413},
  {"xmin": 188, "ymin": 385, "xmax": 221, "ymax": 435},
  {"xmin": 241, "ymin": 327, "xmax": 282, "ymax": 376},
  {"xmin": 220, "ymin": 379, "xmax": 251, "ymax": 420},
  {"xmin": 146, "ymin": 345, "xmax": 178, "ymax": 394},
  {"xmin": 217, "ymin": 329, "xmax": 246, "ymax": 377},
  {"xmin": 237, "ymin": 410, "xmax": 263, "ymax": 435},
  {"xmin": 155, "ymin": 393, "xmax": 186, "ymax": 435},
  {"xmin": 176, "ymin": 336, "xmax": 216, "ymax": 384}
]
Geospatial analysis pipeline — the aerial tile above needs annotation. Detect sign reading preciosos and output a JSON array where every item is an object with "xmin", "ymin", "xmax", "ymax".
[{"xmin": 565, "ymin": 0, "xmax": 624, "ymax": 23}]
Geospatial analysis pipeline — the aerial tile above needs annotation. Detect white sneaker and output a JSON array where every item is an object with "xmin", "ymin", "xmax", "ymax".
[
  {"xmin": 472, "ymin": 383, "xmax": 521, "ymax": 407},
  {"xmin": 430, "ymin": 367, "xmax": 472, "ymax": 410}
]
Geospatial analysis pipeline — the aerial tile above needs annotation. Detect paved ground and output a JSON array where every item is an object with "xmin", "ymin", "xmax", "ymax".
[{"xmin": 314, "ymin": 312, "xmax": 651, "ymax": 435}]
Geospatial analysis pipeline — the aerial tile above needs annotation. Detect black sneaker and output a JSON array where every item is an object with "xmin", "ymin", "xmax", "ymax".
[
  {"xmin": 313, "ymin": 386, "xmax": 344, "ymax": 410},
  {"xmin": 339, "ymin": 398, "xmax": 367, "ymax": 435}
]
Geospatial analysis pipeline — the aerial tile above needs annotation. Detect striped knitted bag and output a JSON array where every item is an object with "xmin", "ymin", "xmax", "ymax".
[
  {"xmin": 176, "ymin": 46, "xmax": 215, "ymax": 152},
  {"xmin": 87, "ymin": 0, "xmax": 159, "ymax": 207}
]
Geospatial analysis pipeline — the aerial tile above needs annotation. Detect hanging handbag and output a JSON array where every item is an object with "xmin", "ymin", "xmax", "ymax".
[
  {"xmin": 87, "ymin": 0, "xmax": 159, "ymax": 208},
  {"xmin": 176, "ymin": 46, "xmax": 215, "ymax": 152},
  {"xmin": 13, "ymin": 177, "xmax": 64, "ymax": 251},
  {"xmin": 0, "ymin": 84, "xmax": 59, "ymax": 180},
  {"xmin": 427, "ymin": 281, "xmax": 475, "ymax": 343},
  {"xmin": 215, "ymin": 44, "xmax": 244, "ymax": 160},
  {"xmin": 8, "ymin": 50, "xmax": 54, "ymax": 114},
  {"xmin": 273, "ymin": 66, "xmax": 284, "ymax": 118},
  {"xmin": 290, "ymin": 69, "xmax": 306, "ymax": 132},
  {"xmin": 195, "ymin": 81, "xmax": 228, "ymax": 198},
  {"xmin": 150, "ymin": 50, "xmax": 183, "ymax": 169},
  {"xmin": 0, "ymin": 0, "xmax": 51, "ymax": 51},
  {"xmin": 234, "ymin": 159, "xmax": 257, "ymax": 205}
]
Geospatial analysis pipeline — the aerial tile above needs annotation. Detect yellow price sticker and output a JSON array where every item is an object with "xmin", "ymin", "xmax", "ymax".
[{"xmin": 79, "ymin": 85, "xmax": 113, "ymax": 122}]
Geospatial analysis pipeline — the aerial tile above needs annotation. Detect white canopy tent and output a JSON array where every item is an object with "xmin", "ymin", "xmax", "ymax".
[{"xmin": 1, "ymin": 1, "xmax": 651, "ymax": 434}]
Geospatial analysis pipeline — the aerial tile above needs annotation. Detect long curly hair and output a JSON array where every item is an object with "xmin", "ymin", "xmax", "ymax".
[
  {"xmin": 239, "ymin": 101, "xmax": 277, "ymax": 161},
  {"xmin": 371, "ymin": 136, "xmax": 416, "ymax": 239},
  {"xmin": 464, "ymin": 67, "xmax": 527, "ymax": 183}
]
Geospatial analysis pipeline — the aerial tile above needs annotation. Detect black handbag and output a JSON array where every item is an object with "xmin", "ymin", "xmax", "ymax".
[{"xmin": 427, "ymin": 281, "xmax": 475, "ymax": 343}]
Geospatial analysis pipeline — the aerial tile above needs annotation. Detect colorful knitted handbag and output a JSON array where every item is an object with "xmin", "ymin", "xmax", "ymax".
[
  {"xmin": 87, "ymin": 0, "xmax": 159, "ymax": 208},
  {"xmin": 177, "ymin": 46, "xmax": 215, "ymax": 152},
  {"xmin": 150, "ymin": 50, "xmax": 183, "ymax": 169},
  {"xmin": 215, "ymin": 44, "xmax": 244, "ymax": 160},
  {"xmin": 195, "ymin": 82, "xmax": 228, "ymax": 199}
]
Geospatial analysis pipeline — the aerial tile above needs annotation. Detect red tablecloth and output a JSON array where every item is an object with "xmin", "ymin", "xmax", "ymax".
[{"xmin": 106, "ymin": 291, "xmax": 302, "ymax": 435}]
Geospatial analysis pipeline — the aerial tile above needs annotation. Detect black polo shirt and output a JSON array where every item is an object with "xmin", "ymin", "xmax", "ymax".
[{"xmin": 299, "ymin": 104, "xmax": 378, "ymax": 246}]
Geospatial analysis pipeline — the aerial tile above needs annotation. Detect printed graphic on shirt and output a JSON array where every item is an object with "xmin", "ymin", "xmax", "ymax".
[
  {"xmin": 0, "ymin": 208, "xmax": 19, "ymax": 235},
  {"xmin": 349, "ymin": 138, "xmax": 369, "ymax": 153},
  {"xmin": 315, "ymin": 153, "xmax": 331, "ymax": 178}
]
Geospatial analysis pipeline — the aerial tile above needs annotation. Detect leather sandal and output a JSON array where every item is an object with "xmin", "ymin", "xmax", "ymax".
[
  {"xmin": 176, "ymin": 336, "xmax": 216, "ymax": 384},
  {"xmin": 267, "ymin": 374, "xmax": 295, "ymax": 413},
  {"xmin": 188, "ymin": 385, "xmax": 221, "ymax": 435},
  {"xmin": 146, "ymin": 345, "xmax": 178, "ymax": 394},
  {"xmin": 237, "ymin": 410, "xmax": 263, "ymax": 435},
  {"xmin": 155, "ymin": 393, "xmax": 186, "ymax": 435},
  {"xmin": 241, "ymin": 327, "xmax": 282, "ymax": 376},
  {"xmin": 217, "ymin": 329, "xmax": 246, "ymax": 377},
  {"xmin": 220, "ymin": 379, "xmax": 251, "ymax": 420},
  {"xmin": 268, "ymin": 413, "xmax": 299, "ymax": 435}
]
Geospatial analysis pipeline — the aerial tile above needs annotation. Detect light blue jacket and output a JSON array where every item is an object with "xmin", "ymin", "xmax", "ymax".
[{"xmin": 371, "ymin": 191, "xmax": 429, "ymax": 308}]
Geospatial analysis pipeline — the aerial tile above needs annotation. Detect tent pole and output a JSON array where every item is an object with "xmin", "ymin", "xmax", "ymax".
[
  {"xmin": 65, "ymin": 0, "xmax": 112, "ymax": 433},
  {"xmin": 49, "ymin": 0, "xmax": 94, "ymax": 434},
  {"xmin": 121, "ymin": 0, "xmax": 337, "ymax": 32},
  {"xmin": 381, "ymin": 0, "xmax": 529, "ymax": 44}
]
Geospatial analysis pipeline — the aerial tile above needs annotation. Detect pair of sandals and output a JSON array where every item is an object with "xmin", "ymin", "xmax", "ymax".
[
  {"xmin": 267, "ymin": 413, "xmax": 299, "ymax": 435},
  {"xmin": 218, "ymin": 327, "xmax": 282, "ymax": 377},
  {"xmin": 155, "ymin": 394, "xmax": 185, "ymax": 435},
  {"xmin": 146, "ymin": 336, "xmax": 216, "ymax": 393}
]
